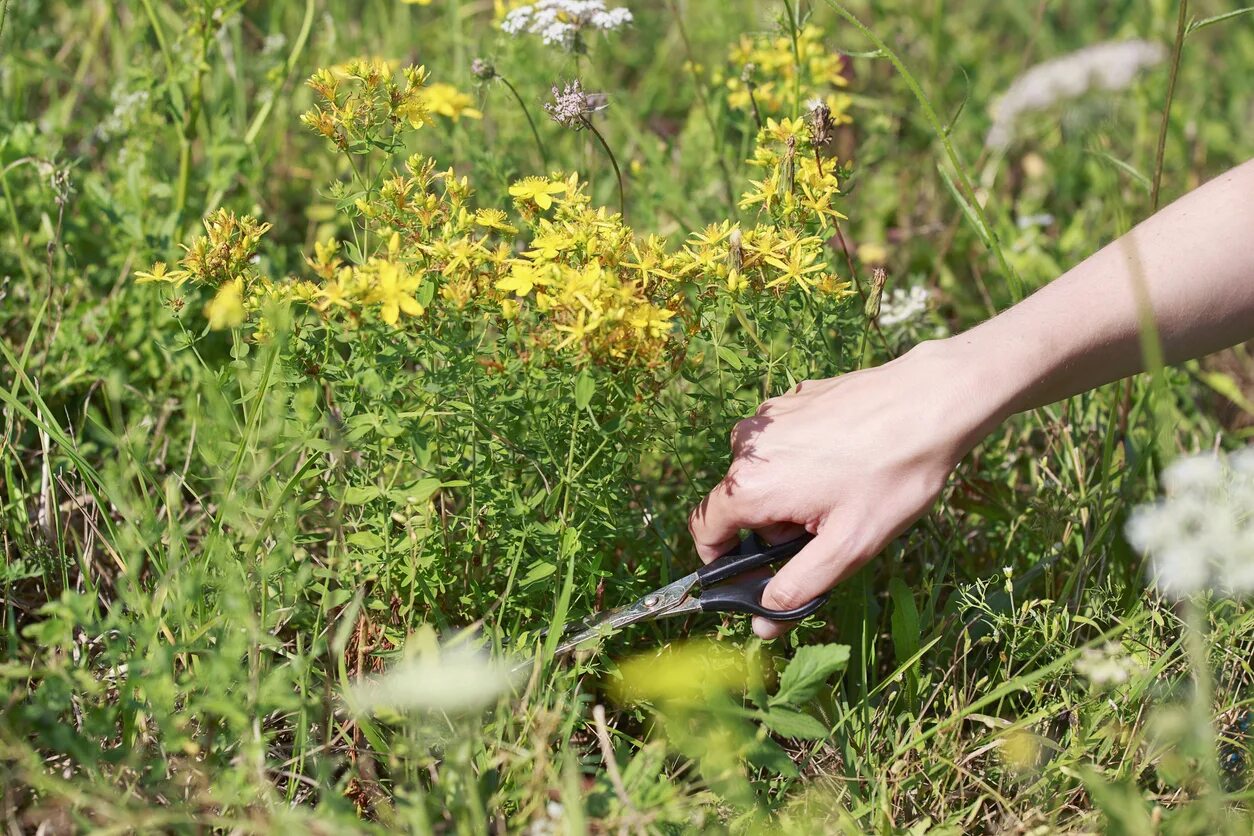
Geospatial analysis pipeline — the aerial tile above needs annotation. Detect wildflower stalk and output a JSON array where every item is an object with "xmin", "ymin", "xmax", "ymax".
[
  {"xmin": 663, "ymin": 0, "xmax": 738, "ymax": 211},
  {"xmin": 581, "ymin": 118, "xmax": 625, "ymax": 218},
  {"xmin": 1151, "ymin": 0, "xmax": 1188, "ymax": 211},
  {"xmin": 1183, "ymin": 596, "xmax": 1224, "ymax": 822},
  {"xmin": 780, "ymin": 0, "xmax": 805, "ymax": 113},
  {"xmin": 824, "ymin": 0, "xmax": 1023, "ymax": 302},
  {"xmin": 499, "ymin": 75, "xmax": 551, "ymax": 169},
  {"xmin": 174, "ymin": 24, "xmax": 216, "ymax": 238},
  {"xmin": 243, "ymin": 0, "xmax": 316, "ymax": 146},
  {"xmin": 0, "ymin": 166, "xmax": 36, "ymax": 282}
]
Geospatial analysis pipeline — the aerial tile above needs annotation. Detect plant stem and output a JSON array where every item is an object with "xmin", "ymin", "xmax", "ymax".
[
  {"xmin": 582, "ymin": 119, "xmax": 625, "ymax": 219},
  {"xmin": 499, "ymin": 75, "xmax": 550, "ymax": 169},
  {"xmin": 243, "ymin": 0, "xmax": 316, "ymax": 146},
  {"xmin": 663, "ymin": 0, "xmax": 738, "ymax": 211},
  {"xmin": 824, "ymin": 1, "xmax": 1023, "ymax": 302},
  {"xmin": 1183, "ymin": 596, "xmax": 1223, "ymax": 824},
  {"xmin": 1152, "ymin": 0, "xmax": 1188, "ymax": 212},
  {"xmin": 780, "ymin": 0, "xmax": 804, "ymax": 112}
]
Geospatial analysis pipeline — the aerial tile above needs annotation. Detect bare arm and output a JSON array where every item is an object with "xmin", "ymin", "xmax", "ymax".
[{"xmin": 689, "ymin": 158, "xmax": 1254, "ymax": 639}]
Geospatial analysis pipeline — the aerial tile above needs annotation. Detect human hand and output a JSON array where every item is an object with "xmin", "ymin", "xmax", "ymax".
[{"xmin": 688, "ymin": 339, "xmax": 1004, "ymax": 639}]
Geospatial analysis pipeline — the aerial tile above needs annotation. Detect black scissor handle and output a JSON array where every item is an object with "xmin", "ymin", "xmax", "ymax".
[
  {"xmin": 698, "ymin": 574, "xmax": 828, "ymax": 620},
  {"xmin": 695, "ymin": 533, "xmax": 828, "ymax": 621}
]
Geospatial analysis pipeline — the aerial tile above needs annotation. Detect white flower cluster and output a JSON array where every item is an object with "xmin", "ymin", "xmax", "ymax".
[
  {"xmin": 1074, "ymin": 641, "xmax": 1144, "ymax": 688},
  {"xmin": 98, "ymin": 88, "xmax": 151, "ymax": 142},
  {"xmin": 501, "ymin": 0, "xmax": 632, "ymax": 50},
  {"xmin": 1126, "ymin": 448, "xmax": 1254, "ymax": 599},
  {"xmin": 877, "ymin": 285, "xmax": 931, "ymax": 328},
  {"xmin": 986, "ymin": 39, "xmax": 1165, "ymax": 150}
]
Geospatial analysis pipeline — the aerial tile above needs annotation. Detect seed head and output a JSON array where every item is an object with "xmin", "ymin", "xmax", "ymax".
[
  {"xmin": 543, "ymin": 80, "xmax": 608, "ymax": 130},
  {"xmin": 807, "ymin": 99, "xmax": 835, "ymax": 152}
]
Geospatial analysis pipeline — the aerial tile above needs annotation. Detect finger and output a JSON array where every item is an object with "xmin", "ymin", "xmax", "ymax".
[
  {"xmin": 688, "ymin": 476, "xmax": 771, "ymax": 563},
  {"xmin": 752, "ymin": 525, "xmax": 860, "ymax": 640}
]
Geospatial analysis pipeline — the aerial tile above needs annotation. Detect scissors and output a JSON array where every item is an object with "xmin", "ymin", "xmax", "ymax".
[{"xmin": 546, "ymin": 532, "xmax": 828, "ymax": 659}]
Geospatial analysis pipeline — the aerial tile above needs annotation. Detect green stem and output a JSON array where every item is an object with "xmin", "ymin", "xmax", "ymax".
[
  {"xmin": 664, "ymin": 0, "xmax": 738, "ymax": 211},
  {"xmin": 780, "ymin": 0, "xmax": 804, "ymax": 112},
  {"xmin": 138, "ymin": 0, "xmax": 177, "ymax": 81},
  {"xmin": 243, "ymin": 0, "xmax": 316, "ymax": 146},
  {"xmin": 824, "ymin": 1, "xmax": 1022, "ymax": 302},
  {"xmin": 1151, "ymin": 0, "xmax": 1188, "ymax": 212},
  {"xmin": 498, "ymin": 75, "xmax": 550, "ymax": 169},
  {"xmin": 582, "ymin": 119, "xmax": 625, "ymax": 220},
  {"xmin": 0, "ymin": 165, "xmax": 35, "ymax": 282},
  {"xmin": 1184, "ymin": 597, "xmax": 1223, "ymax": 823}
]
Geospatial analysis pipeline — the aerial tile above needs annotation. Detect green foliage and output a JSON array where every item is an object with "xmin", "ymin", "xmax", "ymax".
[{"xmin": 2, "ymin": 0, "xmax": 1253, "ymax": 832}]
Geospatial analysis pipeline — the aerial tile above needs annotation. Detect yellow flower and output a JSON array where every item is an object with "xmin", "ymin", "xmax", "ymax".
[
  {"xmin": 765, "ymin": 244, "xmax": 827, "ymax": 290},
  {"xmin": 424, "ymin": 82, "xmax": 482, "ymax": 122},
  {"xmin": 554, "ymin": 310, "xmax": 600, "ymax": 350},
  {"xmin": 508, "ymin": 176, "xmax": 567, "ymax": 210},
  {"xmin": 364, "ymin": 261, "xmax": 424, "ymax": 326},
  {"xmin": 134, "ymin": 261, "xmax": 189, "ymax": 286},
  {"xmin": 496, "ymin": 262, "xmax": 551, "ymax": 297},
  {"xmin": 474, "ymin": 208, "xmax": 517, "ymax": 234},
  {"xmin": 858, "ymin": 242, "xmax": 889, "ymax": 266},
  {"xmin": 204, "ymin": 278, "xmax": 246, "ymax": 330},
  {"xmin": 627, "ymin": 304, "xmax": 675, "ymax": 337},
  {"xmin": 315, "ymin": 275, "xmax": 356, "ymax": 311},
  {"xmin": 401, "ymin": 0, "xmax": 433, "ymax": 4}
]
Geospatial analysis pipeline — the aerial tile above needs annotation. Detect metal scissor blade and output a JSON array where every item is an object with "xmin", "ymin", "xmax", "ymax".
[{"xmin": 550, "ymin": 571, "xmax": 701, "ymax": 659}]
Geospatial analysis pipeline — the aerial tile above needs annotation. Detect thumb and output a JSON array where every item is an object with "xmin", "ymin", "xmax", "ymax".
[{"xmin": 752, "ymin": 525, "xmax": 855, "ymax": 640}]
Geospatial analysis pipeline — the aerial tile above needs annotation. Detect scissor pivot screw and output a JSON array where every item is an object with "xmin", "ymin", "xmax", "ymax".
[{"xmin": 643, "ymin": 595, "xmax": 659, "ymax": 608}]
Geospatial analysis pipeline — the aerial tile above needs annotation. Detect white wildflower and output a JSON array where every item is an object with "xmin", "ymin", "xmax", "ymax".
[
  {"xmin": 1125, "ymin": 449, "xmax": 1254, "ymax": 599},
  {"xmin": 877, "ymin": 285, "xmax": 930, "ymax": 328},
  {"xmin": 1074, "ymin": 641, "xmax": 1144, "ymax": 689},
  {"xmin": 346, "ymin": 642, "xmax": 522, "ymax": 715},
  {"xmin": 543, "ymin": 80, "xmax": 609, "ymax": 129},
  {"xmin": 261, "ymin": 33, "xmax": 288, "ymax": 56},
  {"xmin": 986, "ymin": 40, "xmax": 1165, "ymax": 150},
  {"xmin": 527, "ymin": 801, "xmax": 566, "ymax": 836},
  {"xmin": 502, "ymin": 0, "xmax": 632, "ymax": 50},
  {"xmin": 1016, "ymin": 212, "xmax": 1055, "ymax": 230},
  {"xmin": 98, "ymin": 88, "xmax": 151, "ymax": 142}
]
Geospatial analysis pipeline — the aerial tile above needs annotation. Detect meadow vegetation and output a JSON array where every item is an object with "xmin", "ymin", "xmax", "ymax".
[{"xmin": 1, "ymin": 0, "xmax": 1253, "ymax": 832}]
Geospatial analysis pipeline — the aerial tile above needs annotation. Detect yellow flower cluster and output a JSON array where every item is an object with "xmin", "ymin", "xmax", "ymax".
[
  {"xmin": 135, "ymin": 209, "xmax": 274, "ymax": 330},
  {"xmin": 498, "ymin": 173, "xmax": 682, "ymax": 364},
  {"xmin": 300, "ymin": 59, "xmax": 481, "ymax": 150},
  {"xmin": 721, "ymin": 24, "xmax": 853, "ymax": 124},
  {"xmin": 739, "ymin": 117, "xmax": 847, "ymax": 228},
  {"xmin": 138, "ymin": 63, "xmax": 856, "ymax": 361}
]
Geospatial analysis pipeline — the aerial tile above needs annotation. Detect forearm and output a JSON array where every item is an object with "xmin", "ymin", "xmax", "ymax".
[{"xmin": 944, "ymin": 158, "xmax": 1254, "ymax": 433}]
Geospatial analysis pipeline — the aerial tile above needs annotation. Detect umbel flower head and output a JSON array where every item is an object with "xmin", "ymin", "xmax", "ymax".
[
  {"xmin": 501, "ymin": 0, "xmax": 632, "ymax": 51},
  {"xmin": 1126, "ymin": 448, "xmax": 1254, "ymax": 599},
  {"xmin": 543, "ymin": 80, "xmax": 608, "ymax": 130},
  {"xmin": 985, "ymin": 39, "xmax": 1165, "ymax": 150}
]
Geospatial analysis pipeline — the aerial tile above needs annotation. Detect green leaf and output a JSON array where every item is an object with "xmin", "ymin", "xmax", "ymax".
[
  {"xmin": 1198, "ymin": 370, "xmax": 1254, "ymax": 416},
  {"xmin": 1077, "ymin": 766, "xmax": 1154, "ymax": 836},
  {"xmin": 520, "ymin": 561, "xmax": 557, "ymax": 587},
  {"xmin": 715, "ymin": 344, "xmax": 744, "ymax": 371},
  {"xmin": 888, "ymin": 576, "xmax": 920, "ymax": 667},
  {"xmin": 771, "ymin": 643, "xmax": 850, "ymax": 707},
  {"xmin": 573, "ymin": 368, "xmax": 595, "ymax": 410},
  {"xmin": 347, "ymin": 531, "xmax": 386, "ymax": 551},
  {"xmin": 745, "ymin": 736, "xmax": 798, "ymax": 777},
  {"xmin": 759, "ymin": 707, "xmax": 829, "ymax": 740},
  {"xmin": 341, "ymin": 485, "xmax": 381, "ymax": 505}
]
